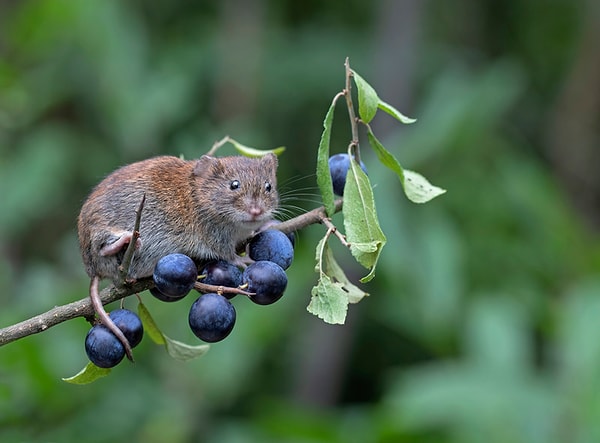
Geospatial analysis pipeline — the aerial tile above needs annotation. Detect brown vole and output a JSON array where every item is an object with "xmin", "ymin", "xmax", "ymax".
[{"xmin": 78, "ymin": 154, "xmax": 278, "ymax": 358}]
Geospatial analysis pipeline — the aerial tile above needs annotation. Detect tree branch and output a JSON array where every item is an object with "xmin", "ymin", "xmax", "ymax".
[{"xmin": 0, "ymin": 200, "xmax": 343, "ymax": 348}]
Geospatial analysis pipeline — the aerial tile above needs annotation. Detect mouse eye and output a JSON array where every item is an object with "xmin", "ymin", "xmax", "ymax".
[
  {"xmin": 230, "ymin": 180, "xmax": 240, "ymax": 190},
  {"xmin": 264, "ymin": 182, "xmax": 272, "ymax": 193}
]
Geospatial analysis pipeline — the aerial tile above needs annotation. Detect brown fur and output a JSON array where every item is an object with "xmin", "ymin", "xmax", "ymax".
[{"xmin": 78, "ymin": 154, "xmax": 278, "ymax": 283}]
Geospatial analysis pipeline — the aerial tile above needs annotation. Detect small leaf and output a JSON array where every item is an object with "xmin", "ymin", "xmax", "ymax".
[
  {"xmin": 138, "ymin": 302, "xmax": 166, "ymax": 345},
  {"xmin": 227, "ymin": 138, "xmax": 285, "ymax": 157},
  {"xmin": 366, "ymin": 129, "xmax": 446, "ymax": 204},
  {"xmin": 62, "ymin": 362, "xmax": 111, "ymax": 385},
  {"xmin": 343, "ymin": 158, "xmax": 386, "ymax": 282},
  {"xmin": 352, "ymin": 70, "xmax": 379, "ymax": 123},
  {"xmin": 316, "ymin": 96, "xmax": 338, "ymax": 216},
  {"xmin": 323, "ymin": 243, "xmax": 368, "ymax": 304},
  {"xmin": 403, "ymin": 169, "xmax": 447, "ymax": 203},
  {"xmin": 366, "ymin": 128, "xmax": 405, "ymax": 182},
  {"xmin": 164, "ymin": 335, "xmax": 210, "ymax": 361},
  {"xmin": 377, "ymin": 100, "xmax": 417, "ymax": 124},
  {"xmin": 307, "ymin": 275, "xmax": 350, "ymax": 324},
  {"xmin": 139, "ymin": 302, "xmax": 209, "ymax": 361}
]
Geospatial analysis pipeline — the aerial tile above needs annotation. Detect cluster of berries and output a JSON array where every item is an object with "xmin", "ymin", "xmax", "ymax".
[{"xmin": 84, "ymin": 229, "xmax": 294, "ymax": 368}]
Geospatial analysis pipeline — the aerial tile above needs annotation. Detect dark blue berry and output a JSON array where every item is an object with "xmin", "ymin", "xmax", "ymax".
[
  {"xmin": 200, "ymin": 260, "xmax": 243, "ymax": 293},
  {"xmin": 249, "ymin": 229, "xmax": 294, "ymax": 270},
  {"xmin": 85, "ymin": 325, "xmax": 125, "ymax": 368},
  {"xmin": 109, "ymin": 309, "xmax": 143, "ymax": 348},
  {"xmin": 150, "ymin": 286, "xmax": 184, "ymax": 302},
  {"xmin": 267, "ymin": 220, "xmax": 296, "ymax": 247},
  {"xmin": 328, "ymin": 153, "xmax": 368, "ymax": 196},
  {"xmin": 243, "ymin": 260, "xmax": 287, "ymax": 305},
  {"xmin": 189, "ymin": 293, "xmax": 236, "ymax": 343},
  {"xmin": 153, "ymin": 253, "xmax": 197, "ymax": 299}
]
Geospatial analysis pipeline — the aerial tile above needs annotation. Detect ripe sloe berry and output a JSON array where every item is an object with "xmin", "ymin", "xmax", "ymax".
[
  {"xmin": 243, "ymin": 260, "xmax": 287, "ymax": 305},
  {"xmin": 189, "ymin": 293, "xmax": 236, "ymax": 343},
  {"xmin": 328, "ymin": 153, "xmax": 368, "ymax": 196},
  {"xmin": 249, "ymin": 229, "xmax": 294, "ymax": 270},
  {"xmin": 153, "ymin": 253, "xmax": 197, "ymax": 300}
]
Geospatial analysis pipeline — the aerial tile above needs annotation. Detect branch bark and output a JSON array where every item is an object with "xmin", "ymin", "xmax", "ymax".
[{"xmin": 0, "ymin": 200, "xmax": 342, "ymax": 348}]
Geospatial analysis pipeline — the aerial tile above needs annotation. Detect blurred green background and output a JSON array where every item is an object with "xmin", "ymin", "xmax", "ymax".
[{"xmin": 1, "ymin": 1, "xmax": 600, "ymax": 442}]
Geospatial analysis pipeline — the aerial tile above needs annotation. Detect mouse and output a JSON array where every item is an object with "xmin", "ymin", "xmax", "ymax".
[{"xmin": 77, "ymin": 153, "xmax": 278, "ymax": 359}]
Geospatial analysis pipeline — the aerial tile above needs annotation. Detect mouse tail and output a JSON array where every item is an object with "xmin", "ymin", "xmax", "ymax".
[{"xmin": 89, "ymin": 275, "xmax": 134, "ymax": 362}]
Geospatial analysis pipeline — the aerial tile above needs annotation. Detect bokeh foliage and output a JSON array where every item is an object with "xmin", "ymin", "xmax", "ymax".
[{"xmin": 1, "ymin": 1, "xmax": 599, "ymax": 442}]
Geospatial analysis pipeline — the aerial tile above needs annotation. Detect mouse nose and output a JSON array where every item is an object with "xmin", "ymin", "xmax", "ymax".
[{"xmin": 249, "ymin": 206, "xmax": 264, "ymax": 218}]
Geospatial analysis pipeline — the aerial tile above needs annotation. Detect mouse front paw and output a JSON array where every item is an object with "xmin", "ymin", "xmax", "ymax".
[{"xmin": 99, "ymin": 231, "xmax": 142, "ymax": 257}]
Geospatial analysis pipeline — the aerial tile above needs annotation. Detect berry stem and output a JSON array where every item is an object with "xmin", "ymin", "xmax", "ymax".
[
  {"xmin": 193, "ymin": 282, "xmax": 254, "ymax": 297},
  {"xmin": 320, "ymin": 217, "xmax": 350, "ymax": 248}
]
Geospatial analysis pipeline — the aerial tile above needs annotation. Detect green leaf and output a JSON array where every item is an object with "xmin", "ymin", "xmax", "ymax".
[
  {"xmin": 227, "ymin": 138, "xmax": 285, "ymax": 157},
  {"xmin": 352, "ymin": 70, "xmax": 379, "ymax": 123},
  {"xmin": 366, "ymin": 128, "xmax": 405, "ymax": 181},
  {"xmin": 62, "ymin": 362, "xmax": 111, "ymax": 385},
  {"xmin": 316, "ymin": 96, "xmax": 338, "ymax": 216},
  {"xmin": 366, "ymin": 129, "xmax": 446, "ymax": 204},
  {"xmin": 307, "ymin": 275, "xmax": 350, "ymax": 325},
  {"xmin": 403, "ymin": 169, "xmax": 447, "ymax": 203},
  {"xmin": 377, "ymin": 99, "xmax": 417, "ymax": 124},
  {"xmin": 323, "ymin": 242, "xmax": 368, "ymax": 304},
  {"xmin": 138, "ymin": 301, "xmax": 210, "ymax": 361},
  {"xmin": 138, "ymin": 302, "xmax": 166, "ymax": 345},
  {"xmin": 343, "ymin": 157, "xmax": 386, "ymax": 282},
  {"xmin": 164, "ymin": 334, "xmax": 210, "ymax": 361}
]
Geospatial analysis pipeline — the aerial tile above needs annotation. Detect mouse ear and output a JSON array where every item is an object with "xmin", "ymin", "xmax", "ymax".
[
  {"xmin": 193, "ymin": 155, "xmax": 223, "ymax": 178},
  {"xmin": 261, "ymin": 153, "xmax": 278, "ymax": 169}
]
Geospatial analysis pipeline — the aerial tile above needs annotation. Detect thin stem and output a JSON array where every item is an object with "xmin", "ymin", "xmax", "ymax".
[
  {"xmin": 194, "ymin": 282, "xmax": 253, "ymax": 297},
  {"xmin": 320, "ymin": 217, "xmax": 350, "ymax": 248},
  {"xmin": 273, "ymin": 198, "xmax": 343, "ymax": 234},
  {"xmin": 206, "ymin": 136, "xmax": 231, "ymax": 156}
]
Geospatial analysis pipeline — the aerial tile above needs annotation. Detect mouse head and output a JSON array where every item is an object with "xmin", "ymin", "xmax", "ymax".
[{"xmin": 193, "ymin": 154, "xmax": 279, "ymax": 226}]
